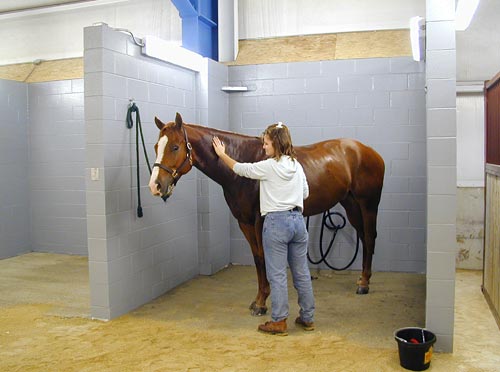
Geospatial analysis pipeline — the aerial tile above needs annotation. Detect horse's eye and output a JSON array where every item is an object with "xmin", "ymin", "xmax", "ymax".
[{"xmin": 172, "ymin": 145, "xmax": 179, "ymax": 151}]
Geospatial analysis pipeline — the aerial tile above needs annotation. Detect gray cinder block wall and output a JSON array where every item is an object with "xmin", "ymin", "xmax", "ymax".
[
  {"xmin": 227, "ymin": 57, "xmax": 427, "ymax": 274},
  {"xmin": 0, "ymin": 77, "xmax": 87, "ymax": 259},
  {"xmin": 28, "ymin": 80, "xmax": 87, "ymax": 255},
  {"xmin": 84, "ymin": 24, "xmax": 200, "ymax": 319},
  {"xmin": 0, "ymin": 80, "xmax": 30, "ymax": 259}
]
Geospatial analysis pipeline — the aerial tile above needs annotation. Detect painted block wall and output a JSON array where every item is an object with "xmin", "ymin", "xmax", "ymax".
[
  {"xmin": 28, "ymin": 79, "xmax": 87, "ymax": 255},
  {"xmin": 425, "ymin": 0, "xmax": 457, "ymax": 353},
  {"xmin": 227, "ymin": 58, "xmax": 427, "ymax": 273},
  {"xmin": 84, "ymin": 24, "xmax": 199, "ymax": 320},
  {"xmin": 0, "ymin": 80, "xmax": 30, "ymax": 259}
]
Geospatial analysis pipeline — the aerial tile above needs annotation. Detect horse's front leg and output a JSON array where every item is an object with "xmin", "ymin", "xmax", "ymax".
[{"xmin": 238, "ymin": 220, "xmax": 269, "ymax": 316}]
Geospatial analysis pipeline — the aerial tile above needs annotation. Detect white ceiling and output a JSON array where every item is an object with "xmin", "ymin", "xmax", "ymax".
[
  {"xmin": 0, "ymin": 1, "xmax": 95, "ymax": 14},
  {"xmin": 1, "ymin": 0, "xmax": 498, "ymax": 81},
  {"xmin": 456, "ymin": 0, "xmax": 500, "ymax": 81}
]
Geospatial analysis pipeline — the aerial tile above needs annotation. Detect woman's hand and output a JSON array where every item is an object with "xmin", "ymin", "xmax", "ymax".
[
  {"xmin": 212, "ymin": 136, "xmax": 226, "ymax": 157},
  {"xmin": 212, "ymin": 136, "xmax": 237, "ymax": 170}
]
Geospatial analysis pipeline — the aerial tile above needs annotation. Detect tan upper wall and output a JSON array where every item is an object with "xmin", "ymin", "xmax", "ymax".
[
  {"xmin": 228, "ymin": 29, "xmax": 411, "ymax": 65},
  {"xmin": 0, "ymin": 30, "xmax": 410, "ymax": 82},
  {"xmin": 0, "ymin": 58, "xmax": 83, "ymax": 83}
]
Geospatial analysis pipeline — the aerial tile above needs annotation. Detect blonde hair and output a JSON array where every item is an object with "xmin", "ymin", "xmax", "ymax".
[{"xmin": 262, "ymin": 122, "xmax": 296, "ymax": 160}]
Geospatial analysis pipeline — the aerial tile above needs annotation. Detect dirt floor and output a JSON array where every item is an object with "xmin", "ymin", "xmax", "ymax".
[{"xmin": 0, "ymin": 253, "xmax": 499, "ymax": 372}]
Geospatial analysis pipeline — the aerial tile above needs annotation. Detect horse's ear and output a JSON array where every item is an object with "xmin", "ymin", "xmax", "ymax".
[
  {"xmin": 154, "ymin": 117, "xmax": 165, "ymax": 130},
  {"xmin": 175, "ymin": 112, "xmax": 183, "ymax": 129}
]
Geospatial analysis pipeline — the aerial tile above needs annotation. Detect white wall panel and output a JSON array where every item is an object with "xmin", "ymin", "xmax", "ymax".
[
  {"xmin": 456, "ymin": 93, "xmax": 484, "ymax": 187},
  {"xmin": 238, "ymin": 0, "xmax": 425, "ymax": 39},
  {"xmin": 0, "ymin": 0, "xmax": 181, "ymax": 65}
]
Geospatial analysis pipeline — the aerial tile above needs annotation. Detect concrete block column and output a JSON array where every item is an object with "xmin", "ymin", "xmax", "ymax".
[
  {"xmin": 197, "ymin": 58, "xmax": 231, "ymax": 275},
  {"xmin": 0, "ymin": 80, "xmax": 30, "ymax": 259},
  {"xmin": 425, "ymin": 0, "xmax": 457, "ymax": 352}
]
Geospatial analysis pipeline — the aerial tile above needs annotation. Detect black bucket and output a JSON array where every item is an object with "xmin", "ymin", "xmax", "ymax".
[{"xmin": 394, "ymin": 327, "xmax": 436, "ymax": 371}]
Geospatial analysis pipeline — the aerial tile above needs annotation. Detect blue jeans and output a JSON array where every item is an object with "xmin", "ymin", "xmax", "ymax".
[{"xmin": 262, "ymin": 210, "xmax": 315, "ymax": 323}]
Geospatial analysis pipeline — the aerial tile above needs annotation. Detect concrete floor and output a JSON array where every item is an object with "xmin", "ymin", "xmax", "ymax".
[{"xmin": 0, "ymin": 252, "xmax": 499, "ymax": 371}]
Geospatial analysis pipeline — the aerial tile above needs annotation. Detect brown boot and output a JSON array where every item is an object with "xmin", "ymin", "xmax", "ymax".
[
  {"xmin": 258, "ymin": 319, "xmax": 288, "ymax": 336},
  {"xmin": 295, "ymin": 317, "xmax": 315, "ymax": 331}
]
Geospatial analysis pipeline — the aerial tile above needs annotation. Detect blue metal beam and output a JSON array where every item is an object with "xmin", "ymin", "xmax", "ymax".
[{"xmin": 171, "ymin": 0, "xmax": 218, "ymax": 60}]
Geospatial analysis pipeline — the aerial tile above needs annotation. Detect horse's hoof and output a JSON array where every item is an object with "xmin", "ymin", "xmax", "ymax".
[
  {"xmin": 356, "ymin": 286, "xmax": 369, "ymax": 295},
  {"xmin": 249, "ymin": 301, "xmax": 267, "ymax": 316}
]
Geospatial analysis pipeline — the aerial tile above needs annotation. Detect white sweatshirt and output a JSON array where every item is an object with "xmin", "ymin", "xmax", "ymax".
[{"xmin": 233, "ymin": 156, "xmax": 309, "ymax": 216}]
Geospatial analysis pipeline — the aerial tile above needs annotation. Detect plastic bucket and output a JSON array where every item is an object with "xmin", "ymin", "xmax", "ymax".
[{"xmin": 394, "ymin": 327, "xmax": 436, "ymax": 371}]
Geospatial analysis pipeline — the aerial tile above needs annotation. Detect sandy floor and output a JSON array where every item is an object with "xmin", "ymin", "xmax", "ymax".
[{"xmin": 0, "ymin": 253, "xmax": 499, "ymax": 371}]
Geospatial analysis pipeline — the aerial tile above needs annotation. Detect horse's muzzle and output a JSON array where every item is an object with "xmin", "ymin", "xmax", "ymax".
[
  {"xmin": 158, "ymin": 183, "xmax": 175, "ymax": 202},
  {"xmin": 149, "ymin": 174, "xmax": 175, "ymax": 201}
]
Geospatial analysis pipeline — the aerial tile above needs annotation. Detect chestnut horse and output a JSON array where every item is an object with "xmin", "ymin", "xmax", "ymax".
[{"xmin": 149, "ymin": 113, "xmax": 385, "ymax": 316}]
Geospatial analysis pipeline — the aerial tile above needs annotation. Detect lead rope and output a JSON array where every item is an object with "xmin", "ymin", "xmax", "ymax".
[
  {"xmin": 306, "ymin": 210, "xmax": 360, "ymax": 270},
  {"xmin": 126, "ymin": 101, "xmax": 152, "ymax": 218}
]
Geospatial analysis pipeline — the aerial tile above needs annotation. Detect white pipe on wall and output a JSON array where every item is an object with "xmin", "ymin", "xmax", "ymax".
[{"xmin": 218, "ymin": 0, "xmax": 238, "ymax": 62}]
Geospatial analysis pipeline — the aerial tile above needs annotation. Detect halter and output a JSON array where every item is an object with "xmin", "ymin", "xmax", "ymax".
[{"xmin": 153, "ymin": 126, "xmax": 193, "ymax": 185}]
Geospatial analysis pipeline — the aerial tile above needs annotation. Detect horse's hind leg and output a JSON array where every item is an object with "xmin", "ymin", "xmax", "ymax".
[
  {"xmin": 356, "ymin": 198, "xmax": 380, "ymax": 294},
  {"xmin": 340, "ymin": 195, "xmax": 371, "ymax": 294},
  {"xmin": 238, "ymin": 220, "xmax": 269, "ymax": 316}
]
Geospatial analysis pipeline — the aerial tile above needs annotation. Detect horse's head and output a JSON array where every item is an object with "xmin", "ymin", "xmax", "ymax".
[{"xmin": 148, "ymin": 112, "xmax": 193, "ymax": 201}]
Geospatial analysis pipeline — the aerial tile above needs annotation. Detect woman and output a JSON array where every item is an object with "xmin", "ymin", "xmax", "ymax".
[{"xmin": 212, "ymin": 122, "xmax": 315, "ymax": 336}]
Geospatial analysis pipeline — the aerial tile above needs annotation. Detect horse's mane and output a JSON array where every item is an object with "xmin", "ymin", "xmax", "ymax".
[
  {"xmin": 185, "ymin": 123, "xmax": 266, "ymax": 163},
  {"xmin": 185, "ymin": 123, "xmax": 260, "ymax": 141}
]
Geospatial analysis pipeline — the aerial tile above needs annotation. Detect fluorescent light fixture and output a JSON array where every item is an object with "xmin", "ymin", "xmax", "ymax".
[
  {"xmin": 142, "ymin": 36, "xmax": 203, "ymax": 72},
  {"xmin": 456, "ymin": 0, "xmax": 480, "ymax": 31},
  {"xmin": 410, "ymin": 16, "xmax": 425, "ymax": 62}
]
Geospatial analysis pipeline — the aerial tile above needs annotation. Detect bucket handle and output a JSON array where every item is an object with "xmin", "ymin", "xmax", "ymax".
[
  {"xmin": 395, "ymin": 335, "xmax": 408, "ymax": 343},
  {"xmin": 395, "ymin": 328, "xmax": 428, "ymax": 343}
]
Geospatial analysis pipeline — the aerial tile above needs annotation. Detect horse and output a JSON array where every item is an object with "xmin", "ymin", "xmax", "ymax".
[{"xmin": 149, "ymin": 113, "xmax": 385, "ymax": 316}]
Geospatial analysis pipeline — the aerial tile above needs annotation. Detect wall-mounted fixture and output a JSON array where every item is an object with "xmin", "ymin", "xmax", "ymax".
[
  {"xmin": 410, "ymin": 16, "xmax": 425, "ymax": 62},
  {"xmin": 221, "ymin": 86, "xmax": 249, "ymax": 92}
]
